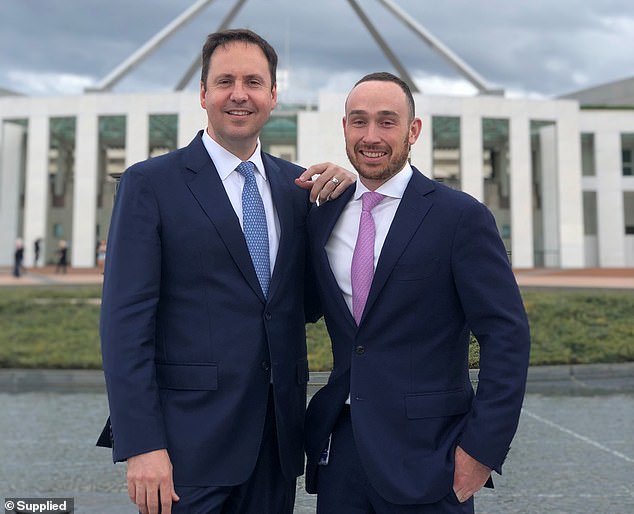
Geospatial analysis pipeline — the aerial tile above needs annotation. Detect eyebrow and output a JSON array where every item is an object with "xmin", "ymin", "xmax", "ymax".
[
  {"xmin": 213, "ymin": 73, "xmax": 266, "ymax": 81},
  {"xmin": 348, "ymin": 109, "xmax": 399, "ymax": 117}
]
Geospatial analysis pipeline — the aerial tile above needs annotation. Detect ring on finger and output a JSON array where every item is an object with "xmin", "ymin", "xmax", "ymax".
[{"xmin": 331, "ymin": 177, "xmax": 340, "ymax": 185}]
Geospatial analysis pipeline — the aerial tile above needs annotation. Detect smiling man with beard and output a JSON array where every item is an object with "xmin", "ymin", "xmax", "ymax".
[{"xmin": 304, "ymin": 72, "xmax": 531, "ymax": 513}]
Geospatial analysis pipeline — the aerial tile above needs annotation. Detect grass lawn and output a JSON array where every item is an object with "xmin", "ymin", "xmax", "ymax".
[{"xmin": 0, "ymin": 286, "xmax": 633, "ymax": 370}]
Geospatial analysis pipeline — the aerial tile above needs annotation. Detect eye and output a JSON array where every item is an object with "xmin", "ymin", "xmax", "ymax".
[{"xmin": 349, "ymin": 119, "xmax": 366, "ymax": 127}]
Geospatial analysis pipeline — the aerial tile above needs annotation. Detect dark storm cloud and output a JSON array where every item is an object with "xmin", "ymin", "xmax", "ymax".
[{"xmin": 0, "ymin": 0, "xmax": 632, "ymax": 98}]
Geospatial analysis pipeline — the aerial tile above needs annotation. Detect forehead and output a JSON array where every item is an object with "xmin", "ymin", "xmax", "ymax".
[
  {"xmin": 208, "ymin": 42, "xmax": 269, "ymax": 74},
  {"xmin": 346, "ymin": 81, "xmax": 408, "ymax": 115}
]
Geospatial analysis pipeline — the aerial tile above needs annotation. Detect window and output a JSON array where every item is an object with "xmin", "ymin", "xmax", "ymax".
[
  {"xmin": 583, "ymin": 192, "xmax": 597, "ymax": 236},
  {"xmin": 581, "ymin": 133, "xmax": 595, "ymax": 176},
  {"xmin": 432, "ymin": 116, "xmax": 461, "ymax": 189},
  {"xmin": 622, "ymin": 133, "xmax": 634, "ymax": 176},
  {"xmin": 625, "ymin": 192, "xmax": 634, "ymax": 235}
]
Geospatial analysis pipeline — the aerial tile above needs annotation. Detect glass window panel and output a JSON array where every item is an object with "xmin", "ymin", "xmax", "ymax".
[
  {"xmin": 624, "ymin": 192, "xmax": 634, "ymax": 235},
  {"xmin": 583, "ymin": 191, "xmax": 598, "ymax": 236},
  {"xmin": 47, "ymin": 117, "xmax": 76, "ymax": 264},
  {"xmin": 97, "ymin": 115, "xmax": 126, "ymax": 260},
  {"xmin": 432, "ymin": 116, "xmax": 460, "ymax": 190},
  {"xmin": 149, "ymin": 114, "xmax": 178, "ymax": 157},
  {"xmin": 621, "ymin": 133, "xmax": 634, "ymax": 176},
  {"xmin": 482, "ymin": 118, "xmax": 511, "ymax": 253},
  {"xmin": 261, "ymin": 115, "xmax": 297, "ymax": 158},
  {"xmin": 581, "ymin": 133, "xmax": 595, "ymax": 177}
]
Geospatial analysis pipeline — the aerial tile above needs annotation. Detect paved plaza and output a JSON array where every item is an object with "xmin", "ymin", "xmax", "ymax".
[
  {"xmin": 3, "ymin": 265, "xmax": 634, "ymax": 289},
  {"xmin": 1, "ymin": 267, "xmax": 633, "ymax": 512},
  {"xmin": 0, "ymin": 368, "xmax": 633, "ymax": 513}
]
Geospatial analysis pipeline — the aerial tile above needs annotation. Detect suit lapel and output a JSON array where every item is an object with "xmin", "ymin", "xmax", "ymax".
[
  {"xmin": 360, "ymin": 168, "xmax": 435, "ymax": 325},
  {"xmin": 312, "ymin": 187, "xmax": 358, "ymax": 329},
  {"xmin": 183, "ymin": 133, "xmax": 265, "ymax": 302},
  {"xmin": 264, "ymin": 153, "xmax": 294, "ymax": 301}
]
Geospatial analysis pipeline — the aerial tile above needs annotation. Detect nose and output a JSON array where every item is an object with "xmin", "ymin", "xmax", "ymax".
[
  {"xmin": 362, "ymin": 122, "xmax": 381, "ymax": 144},
  {"xmin": 230, "ymin": 81, "xmax": 248, "ymax": 102}
]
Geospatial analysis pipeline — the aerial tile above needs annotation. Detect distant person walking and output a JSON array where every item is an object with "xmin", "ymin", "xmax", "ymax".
[
  {"xmin": 33, "ymin": 238, "xmax": 42, "ymax": 267},
  {"xmin": 97, "ymin": 240, "xmax": 107, "ymax": 274},
  {"xmin": 55, "ymin": 240, "xmax": 68, "ymax": 274},
  {"xmin": 13, "ymin": 238, "xmax": 24, "ymax": 277}
]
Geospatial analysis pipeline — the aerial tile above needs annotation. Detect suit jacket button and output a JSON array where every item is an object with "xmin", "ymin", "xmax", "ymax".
[
  {"xmin": 261, "ymin": 361, "xmax": 271, "ymax": 371},
  {"xmin": 264, "ymin": 311, "xmax": 272, "ymax": 321},
  {"xmin": 355, "ymin": 345, "xmax": 365, "ymax": 354}
]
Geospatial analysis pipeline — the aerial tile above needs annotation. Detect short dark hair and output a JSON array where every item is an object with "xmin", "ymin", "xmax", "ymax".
[
  {"xmin": 353, "ymin": 72, "xmax": 415, "ymax": 120},
  {"xmin": 200, "ymin": 28, "xmax": 278, "ymax": 89}
]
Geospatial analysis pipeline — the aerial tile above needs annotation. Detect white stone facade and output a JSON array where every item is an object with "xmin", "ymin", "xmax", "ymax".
[{"xmin": 1, "ymin": 90, "xmax": 632, "ymax": 268}]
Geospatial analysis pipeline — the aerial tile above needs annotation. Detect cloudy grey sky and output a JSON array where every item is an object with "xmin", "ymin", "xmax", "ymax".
[{"xmin": 0, "ymin": 0, "xmax": 632, "ymax": 102}]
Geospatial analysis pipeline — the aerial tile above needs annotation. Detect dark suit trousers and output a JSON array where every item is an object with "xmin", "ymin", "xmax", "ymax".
[
  {"xmin": 170, "ymin": 388, "xmax": 296, "ymax": 514},
  {"xmin": 316, "ymin": 406, "xmax": 474, "ymax": 514}
]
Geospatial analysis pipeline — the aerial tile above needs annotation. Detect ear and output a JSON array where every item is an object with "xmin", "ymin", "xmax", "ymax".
[
  {"xmin": 271, "ymin": 83, "xmax": 278, "ymax": 110},
  {"xmin": 408, "ymin": 117, "xmax": 423, "ymax": 145},
  {"xmin": 199, "ymin": 81, "xmax": 207, "ymax": 109},
  {"xmin": 342, "ymin": 116, "xmax": 347, "ymax": 131}
]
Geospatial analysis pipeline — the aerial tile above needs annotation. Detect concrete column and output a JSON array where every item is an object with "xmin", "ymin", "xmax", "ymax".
[
  {"xmin": 125, "ymin": 109, "xmax": 148, "ymax": 168},
  {"xmin": 556, "ymin": 115, "xmax": 585, "ymax": 268},
  {"xmin": 595, "ymin": 131, "xmax": 625, "ymax": 266},
  {"xmin": 411, "ymin": 113, "xmax": 432, "ymax": 178},
  {"xmin": 460, "ymin": 114, "xmax": 483, "ymax": 201},
  {"xmin": 297, "ymin": 111, "xmax": 347, "ymax": 168},
  {"xmin": 539, "ymin": 125, "xmax": 560, "ymax": 267},
  {"xmin": 71, "ymin": 111, "xmax": 99, "ymax": 267},
  {"xmin": 0, "ymin": 122, "xmax": 25, "ymax": 266},
  {"xmin": 509, "ymin": 116, "xmax": 534, "ymax": 268},
  {"xmin": 23, "ymin": 115, "xmax": 49, "ymax": 268},
  {"xmin": 178, "ymin": 92, "xmax": 206, "ymax": 148}
]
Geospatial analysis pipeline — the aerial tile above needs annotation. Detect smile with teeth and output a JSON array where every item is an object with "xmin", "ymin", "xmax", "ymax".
[
  {"xmin": 227, "ymin": 110, "xmax": 251, "ymax": 116},
  {"xmin": 360, "ymin": 149, "xmax": 387, "ymax": 158}
]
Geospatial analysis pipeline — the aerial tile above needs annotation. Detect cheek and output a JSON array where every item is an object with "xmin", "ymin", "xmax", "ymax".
[{"xmin": 206, "ymin": 97, "xmax": 224, "ymax": 115}]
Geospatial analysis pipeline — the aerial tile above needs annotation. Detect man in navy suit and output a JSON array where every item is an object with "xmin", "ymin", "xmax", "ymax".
[
  {"xmin": 304, "ymin": 72, "xmax": 531, "ymax": 513},
  {"xmin": 99, "ymin": 29, "xmax": 353, "ymax": 514}
]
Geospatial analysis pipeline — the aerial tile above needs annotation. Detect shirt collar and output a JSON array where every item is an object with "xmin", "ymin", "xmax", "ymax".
[
  {"xmin": 353, "ymin": 162, "xmax": 413, "ymax": 200},
  {"xmin": 201, "ymin": 129, "xmax": 267, "ymax": 181}
]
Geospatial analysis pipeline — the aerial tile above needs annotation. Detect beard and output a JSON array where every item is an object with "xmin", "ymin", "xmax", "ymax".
[{"xmin": 346, "ymin": 135, "xmax": 411, "ymax": 185}]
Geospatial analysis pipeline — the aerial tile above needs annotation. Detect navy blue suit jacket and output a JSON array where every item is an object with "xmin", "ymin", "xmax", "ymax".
[
  {"xmin": 304, "ymin": 168, "xmax": 530, "ymax": 504},
  {"xmin": 100, "ymin": 132, "xmax": 319, "ymax": 486}
]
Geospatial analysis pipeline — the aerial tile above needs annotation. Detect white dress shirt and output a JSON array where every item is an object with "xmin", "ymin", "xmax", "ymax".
[
  {"xmin": 201, "ymin": 130, "xmax": 280, "ymax": 273},
  {"xmin": 325, "ymin": 163, "xmax": 413, "ymax": 315}
]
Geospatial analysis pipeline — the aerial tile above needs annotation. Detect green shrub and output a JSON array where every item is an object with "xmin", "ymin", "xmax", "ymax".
[{"xmin": 1, "ymin": 286, "xmax": 633, "ymax": 370}]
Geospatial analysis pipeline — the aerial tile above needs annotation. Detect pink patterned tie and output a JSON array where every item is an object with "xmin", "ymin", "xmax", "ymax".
[{"xmin": 351, "ymin": 191, "xmax": 385, "ymax": 324}]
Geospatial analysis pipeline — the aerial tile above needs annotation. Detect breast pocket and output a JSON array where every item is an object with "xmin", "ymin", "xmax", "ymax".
[{"xmin": 391, "ymin": 258, "xmax": 440, "ymax": 281}]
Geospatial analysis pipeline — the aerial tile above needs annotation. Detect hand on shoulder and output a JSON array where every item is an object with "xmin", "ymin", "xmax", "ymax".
[{"xmin": 295, "ymin": 162, "xmax": 357, "ymax": 205}]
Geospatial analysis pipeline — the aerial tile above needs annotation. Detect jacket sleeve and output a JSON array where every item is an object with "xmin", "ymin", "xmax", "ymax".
[
  {"xmin": 100, "ymin": 167, "xmax": 167, "ymax": 462},
  {"xmin": 450, "ymin": 199, "xmax": 531, "ymax": 474}
]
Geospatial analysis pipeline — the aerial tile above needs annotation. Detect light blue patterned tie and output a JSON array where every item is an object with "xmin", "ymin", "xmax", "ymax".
[{"xmin": 236, "ymin": 161, "xmax": 270, "ymax": 297}]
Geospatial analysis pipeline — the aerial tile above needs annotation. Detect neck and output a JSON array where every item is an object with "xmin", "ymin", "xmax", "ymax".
[
  {"xmin": 359, "ymin": 177, "xmax": 386, "ymax": 191},
  {"xmin": 206, "ymin": 127, "xmax": 257, "ymax": 161}
]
